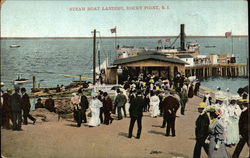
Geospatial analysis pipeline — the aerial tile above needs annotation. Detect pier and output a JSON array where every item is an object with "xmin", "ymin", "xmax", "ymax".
[{"xmin": 184, "ymin": 63, "xmax": 248, "ymax": 78}]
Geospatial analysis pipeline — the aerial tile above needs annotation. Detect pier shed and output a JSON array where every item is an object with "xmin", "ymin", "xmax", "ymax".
[{"xmin": 105, "ymin": 53, "xmax": 188, "ymax": 84}]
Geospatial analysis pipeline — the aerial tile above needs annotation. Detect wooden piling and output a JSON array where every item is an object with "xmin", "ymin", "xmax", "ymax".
[{"xmin": 33, "ymin": 76, "xmax": 36, "ymax": 89}]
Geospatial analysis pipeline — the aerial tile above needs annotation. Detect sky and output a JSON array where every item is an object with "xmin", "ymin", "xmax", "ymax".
[{"xmin": 0, "ymin": 0, "xmax": 248, "ymax": 37}]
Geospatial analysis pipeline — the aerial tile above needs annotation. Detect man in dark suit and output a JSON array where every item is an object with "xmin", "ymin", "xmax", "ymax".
[
  {"xmin": 161, "ymin": 90, "xmax": 180, "ymax": 136},
  {"xmin": 10, "ymin": 88, "xmax": 22, "ymax": 130},
  {"xmin": 102, "ymin": 92, "xmax": 113, "ymax": 125},
  {"xmin": 114, "ymin": 89, "xmax": 127, "ymax": 120},
  {"xmin": 128, "ymin": 90, "xmax": 144, "ymax": 139},
  {"xmin": 21, "ymin": 88, "xmax": 36, "ymax": 125},
  {"xmin": 232, "ymin": 99, "xmax": 249, "ymax": 158},
  {"xmin": 193, "ymin": 102, "xmax": 209, "ymax": 158},
  {"xmin": 79, "ymin": 89, "xmax": 89, "ymax": 123}
]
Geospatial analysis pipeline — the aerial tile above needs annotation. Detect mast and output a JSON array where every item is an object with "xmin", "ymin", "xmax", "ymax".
[
  {"xmin": 93, "ymin": 29, "xmax": 96, "ymax": 85},
  {"xmin": 97, "ymin": 42, "xmax": 101, "ymax": 72}
]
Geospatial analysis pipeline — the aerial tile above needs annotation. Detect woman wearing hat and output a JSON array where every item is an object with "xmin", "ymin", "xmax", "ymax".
[
  {"xmin": 88, "ymin": 91, "xmax": 103, "ymax": 127},
  {"xmin": 205, "ymin": 107, "xmax": 231, "ymax": 158},
  {"xmin": 225, "ymin": 97, "xmax": 242, "ymax": 146}
]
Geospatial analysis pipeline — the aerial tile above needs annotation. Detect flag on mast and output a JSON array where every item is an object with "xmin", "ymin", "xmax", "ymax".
[
  {"xmin": 110, "ymin": 27, "xmax": 116, "ymax": 33},
  {"xmin": 225, "ymin": 32, "xmax": 232, "ymax": 38}
]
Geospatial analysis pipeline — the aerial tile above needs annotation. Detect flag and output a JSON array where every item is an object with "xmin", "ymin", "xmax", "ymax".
[
  {"xmin": 110, "ymin": 27, "xmax": 116, "ymax": 33},
  {"xmin": 157, "ymin": 39, "xmax": 162, "ymax": 43},
  {"xmin": 225, "ymin": 32, "xmax": 232, "ymax": 38},
  {"xmin": 166, "ymin": 38, "xmax": 171, "ymax": 42}
]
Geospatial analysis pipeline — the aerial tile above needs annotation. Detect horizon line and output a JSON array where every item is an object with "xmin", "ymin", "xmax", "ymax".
[{"xmin": 0, "ymin": 35, "xmax": 248, "ymax": 39}]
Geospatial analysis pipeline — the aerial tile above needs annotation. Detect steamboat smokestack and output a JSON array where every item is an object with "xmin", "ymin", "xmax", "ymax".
[{"xmin": 180, "ymin": 24, "xmax": 185, "ymax": 50}]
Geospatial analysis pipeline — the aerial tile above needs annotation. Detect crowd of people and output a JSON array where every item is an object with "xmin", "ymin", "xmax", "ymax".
[
  {"xmin": 0, "ymin": 72, "xmax": 249, "ymax": 158},
  {"xmin": 1, "ymin": 87, "xmax": 56, "ymax": 130}
]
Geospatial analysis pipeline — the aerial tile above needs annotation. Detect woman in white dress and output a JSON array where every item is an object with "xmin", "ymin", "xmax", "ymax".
[
  {"xmin": 149, "ymin": 91, "xmax": 160, "ymax": 118},
  {"xmin": 88, "ymin": 92, "xmax": 103, "ymax": 127},
  {"xmin": 225, "ymin": 98, "xmax": 242, "ymax": 146}
]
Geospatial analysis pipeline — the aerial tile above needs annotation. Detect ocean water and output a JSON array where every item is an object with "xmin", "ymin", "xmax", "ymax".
[{"xmin": 0, "ymin": 37, "xmax": 248, "ymax": 93}]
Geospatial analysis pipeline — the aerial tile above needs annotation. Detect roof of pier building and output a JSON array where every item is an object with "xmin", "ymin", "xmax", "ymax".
[{"xmin": 113, "ymin": 53, "xmax": 188, "ymax": 66}]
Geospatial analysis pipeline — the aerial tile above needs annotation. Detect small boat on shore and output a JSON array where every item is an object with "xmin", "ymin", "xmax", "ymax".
[{"xmin": 10, "ymin": 44, "xmax": 20, "ymax": 48}]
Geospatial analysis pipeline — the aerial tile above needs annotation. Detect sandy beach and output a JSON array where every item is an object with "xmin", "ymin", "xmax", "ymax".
[{"xmin": 1, "ymin": 96, "xmax": 249, "ymax": 158}]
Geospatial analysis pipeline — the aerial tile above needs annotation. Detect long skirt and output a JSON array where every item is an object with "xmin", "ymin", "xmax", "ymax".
[
  {"xmin": 225, "ymin": 117, "xmax": 240, "ymax": 145},
  {"xmin": 150, "ymin": 104, "xmax": 160, "ymax": 117},
  {"xmin": 208, "ymin": 137, "xmax": 231, "ymax": 158},
  {"xmin": 88, "ymin": 107, "xmax": 100, "ymax": 127}
]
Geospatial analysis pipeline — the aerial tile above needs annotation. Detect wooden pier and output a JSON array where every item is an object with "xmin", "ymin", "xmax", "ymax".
[{"xmin": 185, "ymin": 63, "xmax": 248, "ymax": 78}]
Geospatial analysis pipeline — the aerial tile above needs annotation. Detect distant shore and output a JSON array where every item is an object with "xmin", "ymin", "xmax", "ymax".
[{"xmin": 1, "ymin": 35, "xmax": 248, "ymax": 40}]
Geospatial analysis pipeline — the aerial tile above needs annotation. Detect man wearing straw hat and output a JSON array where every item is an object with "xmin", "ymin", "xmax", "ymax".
[
  {"xmin": 232, "ymin": 99, "xmax": 249, "ymax": 158},
  {"xmin": 193, "ymin": 102, "xmax": 209, "ymax": 158}
]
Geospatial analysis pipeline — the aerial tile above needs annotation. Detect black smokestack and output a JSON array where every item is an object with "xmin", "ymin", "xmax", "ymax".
[{"xmin": 180, "ymin": 24, "xmax": 185, "ymax": 50}]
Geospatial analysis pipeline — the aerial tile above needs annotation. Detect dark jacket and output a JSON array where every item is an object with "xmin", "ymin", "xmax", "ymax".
[
  {"xmin": 195, "ymin": 113, "xmax": 210, "ymax": 141},
  {"xmin": 239, "ymin": 108, "xmax": 248, "ymax": 138},
  {"xmin": 162, "ymin": 95, "xmax": 180, "ymax": 118},
  {"xmin": 79, "ymin": 95, "xmax": 89, "ymax": 109},
  {"xmin": 188, "ymin": 85, "xmax": 194, "ymax": 98},
  {"xmin": 115, "ymin": 93, "xmax": 127, "ymax": 107},
  {"xmin": 2, "ymin": 93, "xmax": 12, "ymax": 113},
  {"xmin": 103, "ymin": 97, "xmax": 113, "ymax": 112},
  {"xmin": 129, "ymin": 95, "xmax": 144, "ymax": 117},
  {"xmin": 10, "ymin": 92, "xmax": 22, "ymax": 112},
  {"xmin": 21, "ymin": 93, "xmax": 31, "ymax": 110},
  {"xmin": 45, "ymin": 98, "xmax": 55, "ymax": 112}
]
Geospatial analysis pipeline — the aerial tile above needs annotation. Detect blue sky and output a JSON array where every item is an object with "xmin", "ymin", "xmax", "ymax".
[{"xmin": 1, "ymin": 0, "xmax": 248, "ymax": 37}]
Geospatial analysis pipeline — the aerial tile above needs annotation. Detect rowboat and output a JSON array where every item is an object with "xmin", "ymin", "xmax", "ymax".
[{"xmin": 10, "ymin": 44, "xmax": 20, "ymax": 48}]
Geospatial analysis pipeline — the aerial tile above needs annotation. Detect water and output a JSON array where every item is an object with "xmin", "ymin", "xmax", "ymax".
[
  {"xmin": 0, "ymin": 37, "xmax": 248, "ymax": 93},
  {"xmin": 200, "ymin": 77, "xmax": 248, "ymax": 94}
]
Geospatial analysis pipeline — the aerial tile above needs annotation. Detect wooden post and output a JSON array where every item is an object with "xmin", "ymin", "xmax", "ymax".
[{"xmin": 32, "ymin": 76, "xmax": 36, "ymax": 89}]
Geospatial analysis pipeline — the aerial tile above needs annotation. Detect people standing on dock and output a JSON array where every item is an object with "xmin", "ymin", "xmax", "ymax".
[
  {"xmin": 193, "ymin": 102, "xmax": 209, "ymax": 158},
  {"xmin": 2, "ymin": 88, "xmax": 13, "ymax": 129},
  {"xmin": 149, "ymin": 91, "xmax": 160, "ymax": 118},
  {"xmin": 232, "ymin": 99, "xmax": 249, "ymax": 158},
  {"xmin": 44, "ymin": 95, "xmax": 56, "ymax": 113},
  {"xmin": 188, "ymin": 83, "xmax": 194, "ymax": 98},
  {"xmin": 56, "ymin": 85, "xmax": 61, "ymax": 93},
  {"xmin": 97, "ymin": 90, "xmax": 104, "ymax": 124},
  {"xmin": 10, "ymin": 88, "xmax": 22, "ymax": 131},
  {"xmin": 161, "ymin": 90, "xmax": 180, "ymax": 137},
  {"xmin": 71, "ymin": 93, "xmax": 81, "ymax": 127},
  {"xmin": 203, "ymin": 91, "xmax": 212, "ymax": 106},
  {"xmin": 21, "ymin": 88, "xmax": 36, "ymax": 125},
  {"xmin": 128, "ymin": 90, "xmax": 144, "ymax": 139},
  {"xmin": 114, "ymin": 89, "xmax": 127, "ymax": 120},
  {"xmin": 193, "ymin": 80, "xmax": 200, "ymax": 96},
  {"xmin": 225, "ymin": 97, "xmax": 241, "ymax": 146},
  {"xmin": 35, "ymin": 98, "xmax": 44, "ymax": 109},
  {"xmin": 102, "ymin": 92, "xmax": 113, "ymax": 125},
  {"xmin": 79, "ymin": 89, "xmax": 89, "ymax": 124},
  {"xmin": 88, "ymin": 91, "xmax": 103, "ymax": 127},
  {"xmin": 205, "ymin": 106, "xmax": 231, "ymax": 158},
  {"xmin": 179, "ymin": 87, "xmax": 188, "ymax": 115}
]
